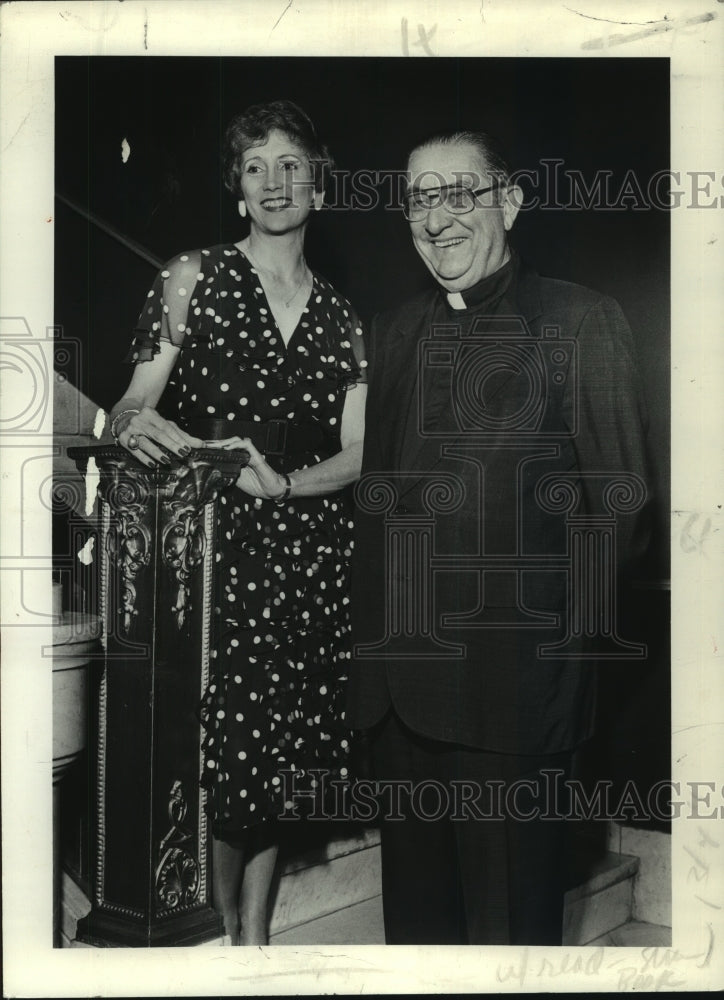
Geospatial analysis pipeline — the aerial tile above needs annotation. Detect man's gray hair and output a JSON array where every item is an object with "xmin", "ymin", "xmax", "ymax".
[{"xmin": 408, "ymin": 130, "xmax": 512, "ymax": 187}]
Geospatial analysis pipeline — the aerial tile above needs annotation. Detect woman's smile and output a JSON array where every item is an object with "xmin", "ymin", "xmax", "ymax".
[{"xmin": 260, "ymin": 196, "xmax": 295, "ymax": 210}]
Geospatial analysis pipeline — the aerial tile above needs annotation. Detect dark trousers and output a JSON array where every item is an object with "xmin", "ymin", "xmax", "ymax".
[{"xmin": 368, "ymin": 709, "xmax": 572, "ymax": 945}]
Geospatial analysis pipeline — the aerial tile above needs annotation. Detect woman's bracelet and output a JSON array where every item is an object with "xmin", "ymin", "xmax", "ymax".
[
  {"xmin": 273, "ymin": 473, "xmax": 293, "ymax": 503},
  {"xmin": 110, "ymin": 408, "xmax": 140, "ymax": 441}
]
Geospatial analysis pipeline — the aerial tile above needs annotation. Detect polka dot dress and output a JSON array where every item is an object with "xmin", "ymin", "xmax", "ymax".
[{"xmin": 128, "ymin": 244, "xmax": 367, "ymax": 839}]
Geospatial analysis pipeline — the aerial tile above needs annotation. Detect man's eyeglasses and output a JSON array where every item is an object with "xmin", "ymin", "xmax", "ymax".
[{"xmin": 401, "ymin": 181, "xmax": 503, "ymax": 221}]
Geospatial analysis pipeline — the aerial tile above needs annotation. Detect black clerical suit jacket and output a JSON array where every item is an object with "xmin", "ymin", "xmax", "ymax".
[{"xmin": 347, "ymin": 258, "xmax": 652, "ymax": 755}]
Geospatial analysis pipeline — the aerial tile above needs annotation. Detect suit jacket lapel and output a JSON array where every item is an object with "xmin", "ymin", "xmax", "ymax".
[
  {"xmin": 401, "ymin": 332, "xmax": 455, "ymax": 472},
  {"xmin": 384, "ymin": 299, "xmax": 459, "ymax": 474},
  {"xmin": 397, "ymin": 263, "xmax": 545, "ymax": 489},
  {"xmin": 375, "ymin": 316, "xmax": 422, "ymax": 471}
]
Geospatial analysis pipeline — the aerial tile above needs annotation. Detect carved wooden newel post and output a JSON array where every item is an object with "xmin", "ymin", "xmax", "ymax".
[{"xmin": 67, "ymin": 445, "xmax": 248, "ymax": 947}]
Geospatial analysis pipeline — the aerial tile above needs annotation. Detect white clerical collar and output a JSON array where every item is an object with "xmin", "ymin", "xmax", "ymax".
[
  {"xmin": 443, "ymin": 254, "xmax": 516, "ymax": 311},
  {"xmin": 446, "ymin": 291, "xmax": 467, "ymax": 310}
]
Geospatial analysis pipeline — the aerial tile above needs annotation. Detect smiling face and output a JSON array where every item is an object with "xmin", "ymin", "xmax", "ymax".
[
  {"xmin": 406, "ymin": 140, "xmax": 521, "ymax": 293},
  {"xmin": 239, "ymin": 128, "xmax": 319, "ymax": 234}
]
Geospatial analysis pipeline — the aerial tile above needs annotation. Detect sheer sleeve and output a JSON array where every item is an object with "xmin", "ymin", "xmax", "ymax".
[
  {"xmin": 340, "ymin": 308, "xmax": 368, "ymax": 389},
  {"xmin": 124, "ymin": 250, "xmax": 203, "ymax": 362}
]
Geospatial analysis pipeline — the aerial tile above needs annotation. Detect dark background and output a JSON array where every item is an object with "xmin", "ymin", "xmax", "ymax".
[
  {"xmin": 55, "ymin": 56, "xmax": 670, "ymax": 566},
  {"xmin": 55, "ymin": 56, "xmax": 671, "ymax": 826}
]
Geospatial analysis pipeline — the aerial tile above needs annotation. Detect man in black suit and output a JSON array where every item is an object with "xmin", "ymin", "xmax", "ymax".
[{"xmin": 347, "ymin": 130, "xmax": 652, "ymax": 945}]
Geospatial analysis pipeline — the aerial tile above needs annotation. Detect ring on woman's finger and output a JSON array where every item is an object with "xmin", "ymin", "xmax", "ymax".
[{"xmin": 127, "ymin": 433, "xmax": 140, "ymax": 450}]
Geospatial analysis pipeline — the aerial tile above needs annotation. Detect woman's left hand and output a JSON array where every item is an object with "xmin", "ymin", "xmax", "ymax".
[{"xmin": 204, "ymin": 437, "xmax": 287, "ymax": 500}]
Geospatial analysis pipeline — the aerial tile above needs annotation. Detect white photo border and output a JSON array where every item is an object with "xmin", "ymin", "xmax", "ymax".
[{"xmin": 1, "ymin": 0, "xmax": 722, "ymax": 995}]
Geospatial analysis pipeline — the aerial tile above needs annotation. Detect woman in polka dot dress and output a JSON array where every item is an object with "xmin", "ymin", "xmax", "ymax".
[{"xmin": 109, "ymin": 101, "xmax": 367, "ymax": 945}]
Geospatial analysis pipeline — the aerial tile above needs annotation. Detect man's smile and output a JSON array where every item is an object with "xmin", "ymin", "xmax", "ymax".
[{"xmin": 429, "ymin": 236, "xmax": 468, "ymax": 249}]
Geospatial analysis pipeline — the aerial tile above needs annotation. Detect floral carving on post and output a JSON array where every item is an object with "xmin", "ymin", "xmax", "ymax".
[
  {"xmin": 154, "ymin": 780, "xmax": 200, "ymax": 911},
  {"xmin": 160, "ymin": 460, "xmax": 240, "ymax": 630},
  {"xmin": 162, "ymin": 512, "xmax": 206, "ymax": 630},
  {"xmin": 103, "ymin": 472, "xmax": 152, "ymax": 635},
  {"xmin": 70, "ymin": 447, "xmax": 248, "ymax": 636}
]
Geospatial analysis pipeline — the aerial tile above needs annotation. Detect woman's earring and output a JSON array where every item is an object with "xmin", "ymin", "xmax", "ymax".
[
  {"xmin": 238, "ymin": 200, "xmax": 247, "ymax": 219},
  {"xmin": 313, "ymin": 191, "xmax": 325, "ymax": 212}
]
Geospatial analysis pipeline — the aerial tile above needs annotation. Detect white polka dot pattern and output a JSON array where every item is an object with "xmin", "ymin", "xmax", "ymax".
[{"xmin": 129, "ymin": 244, "xmax": 366, "ymax": 836}]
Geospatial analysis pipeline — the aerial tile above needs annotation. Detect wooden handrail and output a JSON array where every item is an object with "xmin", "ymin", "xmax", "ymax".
[{"xmin": 55, "ymin": 192, "xmax": 163, "ymax": 269}]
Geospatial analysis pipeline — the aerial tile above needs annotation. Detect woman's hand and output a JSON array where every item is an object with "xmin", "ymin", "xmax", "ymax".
[
  {"xmin": 205, "ymin": 437, "xmax": 287, "ymax": 500},
  {"xmin": 115, "ymin": 406, "xmax": 203, "ymax": 467}
]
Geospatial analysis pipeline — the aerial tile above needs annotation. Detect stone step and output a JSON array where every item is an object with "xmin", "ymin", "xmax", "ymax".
[
  {"xmin": 562, "ymin": 851, "xmax": 638, "ymax": 945},
  {"xmin": 269, "ymin": 830, "xmax": 640, "ymax": 943},
  {"xmin": 61, "ymin": 822, "xmax": 382, "ymax": 946},
  {"xmin": 271, "ymin": 894, "xmax": 385, "ymax": 945},
  {"xmin": 270, "ymin": 847, "xmax": 641, "ymax": 945},
  {"xmin": 273, "ymin": 850, "xmax": 644, "ymax": 946},
  {"xmin": 60, "ymin": 871, "xmax": 91, "ymax": 944},
  {"xmin": 271, "ymin": 904, "xmax": 673, "ymax": 948},
  {"xmin": 270, "ymin": 823, "xmax": 381, "ymax": 935},
  {"xmin": 589, "ymin": 918, "xmax": 672, "ymax": 947},
  {"xmin": 62, "ymin": 833, "xmax": 641, "ymax": 946}
]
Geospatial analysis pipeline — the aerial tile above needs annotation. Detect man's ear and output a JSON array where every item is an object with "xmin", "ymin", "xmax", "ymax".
[
  {"xmin": 313, "ymin": 190, "xmax": 325, "ymax": 211},
  {"xmin": 502, "ymin": 185, "xmax": 523, "ymax": 231},
  {"xmin": 237, "ymin": 199, "xmax": 247, "ymax": 219}
]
